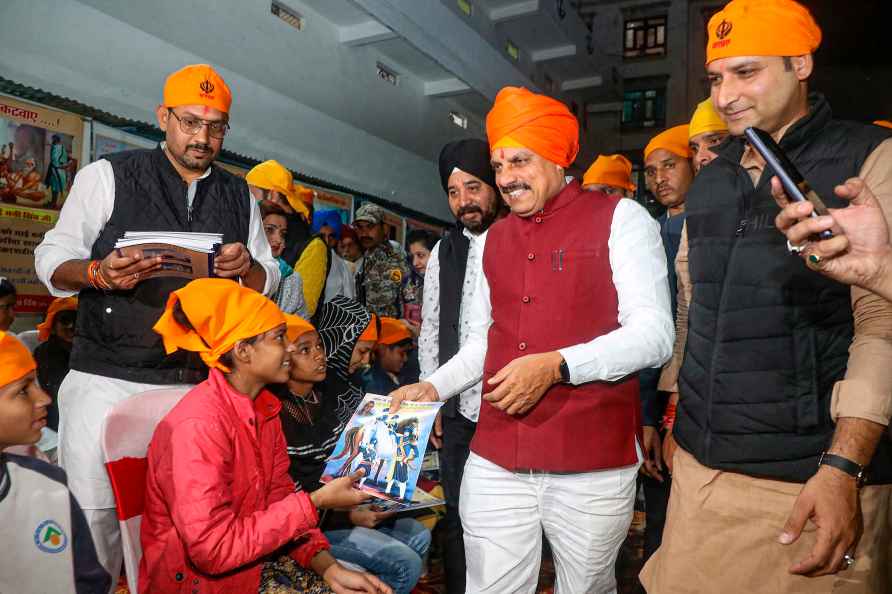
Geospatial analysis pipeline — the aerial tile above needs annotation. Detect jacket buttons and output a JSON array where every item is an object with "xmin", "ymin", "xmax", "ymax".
[
  {"xmin": 522, "ymin": 296, "xmax": 530, "ymax": 303},
  {"xmin": 527, "ymin": 253, "xmax": 535, "ymax": 261},
  {"xmin": 175, "ymin": 572, "xmax": 184, "ymax": 582},
  {"xmin": 534, "ymin": 216, "xmax": 543, "ymax": 223},
  {"xmin": 193, "ymin": 578, "xmax": 200, "ymax": 585},
  {"xmin": 518, "ymin": 342, "xmax": 527, "ymax": 351}
]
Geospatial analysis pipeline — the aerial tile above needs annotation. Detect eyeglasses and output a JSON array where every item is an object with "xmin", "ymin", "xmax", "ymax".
[{"xmin": 167, "ymin": 109, "xmax": 229, "ymax": 139}]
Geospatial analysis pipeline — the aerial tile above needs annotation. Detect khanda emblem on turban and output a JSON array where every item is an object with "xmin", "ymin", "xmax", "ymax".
[
  {"xmin": 200, "ymin": 77, "xmax": 215, "ymax": 95},
  {"xmin": 716, "ymin": 19, "xmax": 733, "ymax": 40}
]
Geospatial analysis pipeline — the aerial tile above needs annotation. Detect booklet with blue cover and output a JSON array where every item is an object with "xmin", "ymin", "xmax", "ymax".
[{"xmin": 320, "ymin": 394, "xmax": 444, "ymax": 510}]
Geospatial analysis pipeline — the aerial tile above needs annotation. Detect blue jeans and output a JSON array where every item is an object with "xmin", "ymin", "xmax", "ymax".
[{"xmin": 325, "ymin": 518, "xmax": 431, "ymax": 594}]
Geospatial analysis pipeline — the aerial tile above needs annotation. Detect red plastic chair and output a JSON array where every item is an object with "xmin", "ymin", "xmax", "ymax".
[{"xmin": 101, "ymin": 388, "xmax": 188, "ymax": 594}]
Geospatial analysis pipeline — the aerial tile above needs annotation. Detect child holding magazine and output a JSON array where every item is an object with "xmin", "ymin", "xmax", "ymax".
[
  {"xmin": 139, "ymin": 279, "xmax": 389, "ymax": 594},
  {"xmin": 271, "ymin": 296, "xmax": 431, "ymax": 594}
]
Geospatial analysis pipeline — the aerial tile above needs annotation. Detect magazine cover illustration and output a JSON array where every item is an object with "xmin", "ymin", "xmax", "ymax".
[{"xmin": 320, "ymin": 394, "xmax": 442, "ymax": 504}]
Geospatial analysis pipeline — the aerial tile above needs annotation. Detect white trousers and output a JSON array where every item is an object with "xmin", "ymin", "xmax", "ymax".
[
  {"xmin": 459, "ymin": 452, "xmax": 639, "ymax": 594},
  {"xmin": 58, "ymin": 369, "xmax": 191, "ymax": 592}
]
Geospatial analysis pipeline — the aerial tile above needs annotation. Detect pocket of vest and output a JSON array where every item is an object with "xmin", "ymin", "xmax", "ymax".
[{"xmin": 792, "ymin": 327, "xmax": 819, "ymax": 432}]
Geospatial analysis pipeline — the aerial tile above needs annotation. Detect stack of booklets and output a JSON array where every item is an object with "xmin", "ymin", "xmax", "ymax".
[
  {"xmin": 113, "ymin": 231, "xmax": 223, "ymax": 281},
  {"xmin": 320, "ymin": 394, "xmax": 445, "ymax": 512}
]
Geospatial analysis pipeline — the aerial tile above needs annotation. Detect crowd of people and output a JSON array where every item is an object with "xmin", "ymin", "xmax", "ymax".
[{"xmin": 1, "ymin": 0, "xmax": 891, "ymax": 593}]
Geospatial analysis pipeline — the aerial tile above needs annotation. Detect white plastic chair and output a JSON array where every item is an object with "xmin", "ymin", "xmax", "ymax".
[{"xmin": 101, "ymin": 388, "xmax": 189, "ymax": 594}]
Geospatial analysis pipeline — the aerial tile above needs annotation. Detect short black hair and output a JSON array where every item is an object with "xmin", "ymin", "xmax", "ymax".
[
  {"xmin": 406, "ymin": 229, "xmax": 438, "ymax": 252},
  {"xmin": 783, "ymin": 56, "xmax": 793, "ymax": 71},
  {"xmin": 0, "ymin": 278, "xmax": 16, "ymax": 299}
]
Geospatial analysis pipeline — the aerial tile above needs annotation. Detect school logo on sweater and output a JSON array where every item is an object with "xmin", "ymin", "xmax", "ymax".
[{"xmin": 34, "ymin": 519, "xmax": 68, "ymax": 554}]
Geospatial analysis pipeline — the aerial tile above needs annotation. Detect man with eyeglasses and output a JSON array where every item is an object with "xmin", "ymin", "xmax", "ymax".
[{"xmin": 34, "ymin": 64, "xmax": 278, "ymax": 590}]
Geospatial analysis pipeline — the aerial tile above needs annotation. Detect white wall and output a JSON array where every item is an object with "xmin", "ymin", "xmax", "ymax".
[{"xmin": 0, "ymin": 0, "xmax": 470, "ymax": 220}]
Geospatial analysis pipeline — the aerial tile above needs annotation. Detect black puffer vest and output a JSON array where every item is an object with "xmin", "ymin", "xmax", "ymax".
[
  {"xmin": 676, "ymin": 95, "xmax": 892, "ymax": 483},
  {"xmin": 70, "ymin": 147, "xmax": 251, "ymax": 384}
]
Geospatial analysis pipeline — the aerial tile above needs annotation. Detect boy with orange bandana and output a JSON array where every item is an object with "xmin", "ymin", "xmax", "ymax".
[
  {"xmin": 643, "ymin": 1, "xmax": 892, "ymax": 592},
  {"xmin": 141, "ymin": 279, "xmax": 389, "ymax": 594},
  {"xmin": 0, "ymin": 332, "xmax": 110, "ymax": 594},
  {"xmin": 392, "ymin": 86, "xmax": 673, "ymax": 592}
]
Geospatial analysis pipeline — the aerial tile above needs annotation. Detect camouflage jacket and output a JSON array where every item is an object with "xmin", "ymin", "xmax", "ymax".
[{"xmin": 356, "ymin": 242, "xmax": 410, "ymax": 318}]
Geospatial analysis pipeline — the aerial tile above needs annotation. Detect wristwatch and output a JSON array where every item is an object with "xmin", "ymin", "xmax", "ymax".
[
  {"xmin": 818, "ymin": 451, "xmax": 867, "ymax": 488},
  {"xmin": 558, "ymin": 357, "xmax": 571, "ymax": 384}
]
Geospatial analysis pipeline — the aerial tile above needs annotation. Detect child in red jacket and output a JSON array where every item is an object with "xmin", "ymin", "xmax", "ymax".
[{"xmin": 139, "ymin": 279, "xmax": 390, "ymax": 594}]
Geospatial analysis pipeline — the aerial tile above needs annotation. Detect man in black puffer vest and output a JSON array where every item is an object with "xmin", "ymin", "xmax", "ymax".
[
  {"xmin": 416, "ymin": 139, "xmax": 502, "ymax": 594},
  {"xmin": 34, "ymin": 64, "xmax": 279, "ymax": 590},
  {"xmin": 641, "ymin": 2, "xmax": 892, "ymax": 593}
]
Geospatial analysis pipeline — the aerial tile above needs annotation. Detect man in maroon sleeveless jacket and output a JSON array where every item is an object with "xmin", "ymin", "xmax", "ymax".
[{"xmin": 392, "ymin": 87, "xmax": 674, "ymax": 593}]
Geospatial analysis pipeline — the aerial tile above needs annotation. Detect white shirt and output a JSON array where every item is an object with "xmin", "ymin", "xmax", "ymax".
[
  {"xmin": 426, "ymin": 198, "xmax": 674, "ymax": 400},
  {"xmin": 418, "ymin": 228, "xmax": 488, "ymax": 421},
  {"xmin": 35, "ymin": 156, "xmax": 279, "ymax": 297}
]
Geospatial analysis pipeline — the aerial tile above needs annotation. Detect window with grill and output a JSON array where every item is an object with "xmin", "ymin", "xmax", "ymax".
[
  {"xmin": 621, "ymin": 88, "xmax": 666, "ymax": 129},
  {"xmin": 624, "ymin": 16, "xmax": 667, "ymax": 58}
]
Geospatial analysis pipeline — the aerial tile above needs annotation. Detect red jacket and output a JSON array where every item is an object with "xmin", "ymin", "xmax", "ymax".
[
  {"xmin": 474, "ymin": 181, "xmax": 641, "ymax": 472},
  {"xmin": 139, "ymin": 369, "xmax": 328, "ymax": 594}
]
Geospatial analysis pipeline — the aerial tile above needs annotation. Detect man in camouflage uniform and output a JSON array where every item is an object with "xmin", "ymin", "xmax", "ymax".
[{"xmin": 354, "ymin": 202, "xmax": 409, "ymax": 318}]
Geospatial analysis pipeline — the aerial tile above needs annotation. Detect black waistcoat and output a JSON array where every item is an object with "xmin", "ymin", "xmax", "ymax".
[
  {"xmin": 71, "ymin": 147, "xmax": 251, "ymax": 384},
  {"xmin": 676, "ymin": 95, "xmax": 892, "ymax": 483}
]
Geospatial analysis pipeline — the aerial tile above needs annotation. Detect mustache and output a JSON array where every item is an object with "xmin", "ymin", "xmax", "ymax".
[
  {"xmin": 457, "ymin": 205, "xmax": 483, "ymax": 218},
  {"xmin": 187, "ymin": 143, "xmax": 213, "ymax": 152},
  {"xmin": 499, "ymin": 183, "xmax": 531, "ymax": 194}
]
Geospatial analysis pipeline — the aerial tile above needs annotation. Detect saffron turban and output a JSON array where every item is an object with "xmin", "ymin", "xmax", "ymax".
[
  {"xmin": 582, "ymin": 155, "xmax": 635, "ymax": 191},
  {"xmin": 486, "ymin": 87, "xmax": 579, "ymax": 167},
  {"xmin": 707, "ymin": 0, "xmax": 822, "ymax": 65},
  {"xmin": 688, "ymin": 99, "xmax": 728, "ymax": 139},
  {"xmin": 163, "ymin": 64, "xmax": 232, "ymax": 114},
  {"xmin": 644, "ymin": 125, "xmax": 692, "ymax": 162}
]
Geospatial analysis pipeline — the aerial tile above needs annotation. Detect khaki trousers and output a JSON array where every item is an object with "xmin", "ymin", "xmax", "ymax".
[{"xmin": 640, "ymin": 447, "xmax": 891, "ymax": 594}]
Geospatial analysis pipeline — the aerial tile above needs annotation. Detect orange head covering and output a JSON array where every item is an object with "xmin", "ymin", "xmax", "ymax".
[
  {"xmin": 874, "ymin": 120, "xmax": 892, "ymax": 130},
  {"xmin": 358, "ymin": 314, "xmax": 378, "ymax": 343},
  {"xmin": 486, "ymin": 87, "xmax": 579, "ymax": 168},
  {"xmin": 644, "ymin": 125, "xmax": 692, "ymax": 162},
  {"xmin": 582, "ymin": 155, "xmax": 635, "ymax": 191},
  {"xmin": 706, "ymin": 0, "xmax": 822, "ymax": 65},
  {"xmin": 285, "ymin": 314, "xmax": 316, "ymax": 343},
  {"xmin": 0, "ymin": 331, "xmax": 35, "ymax": 387},
  {"xmin": 688, "ymin": 99, "xmax": 728, "ymax": 139},
  {"xmin": 152, "ymin": 279, "xmax": 289, "ymax": 372},
  {"xmin": 246, "ymin": 160, "xmax": 311, "ymax": 220},
  {"xmin": 163, "ymin": 64, "xmax": 232, "ymax": 114},
  {"xmin": 377, "ymin": 317, "xmax": 413, "ymax": 346},
  {"xmin": 36, "ymin": 297, "xmax": 77, "ymax": 342}
]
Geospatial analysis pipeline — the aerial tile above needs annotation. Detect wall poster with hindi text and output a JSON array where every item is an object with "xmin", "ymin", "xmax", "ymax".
[
  {"xmin": 0, "ymin": 96, "xmax": 84, "ymax": 313},
  {"xmin": 0, "ymin": 95, "xmax": 83, "ymax": 212}
]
